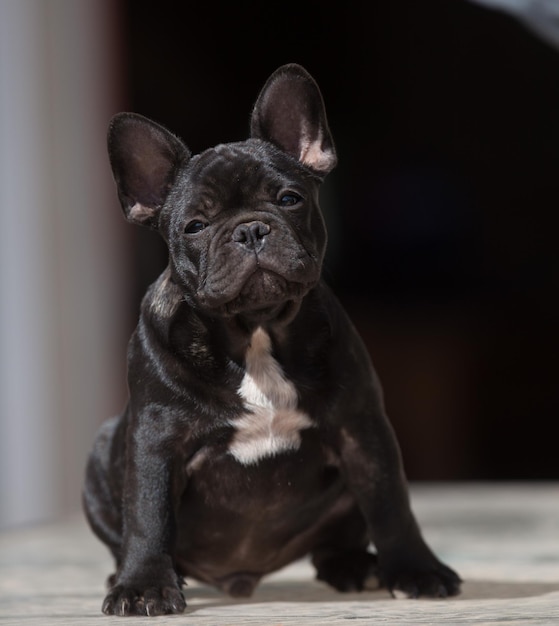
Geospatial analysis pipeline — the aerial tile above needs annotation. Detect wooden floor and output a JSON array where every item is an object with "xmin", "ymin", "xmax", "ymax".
[{"xmin": 1, "ymin": 483, "xmax": 558, "ymax": 625}]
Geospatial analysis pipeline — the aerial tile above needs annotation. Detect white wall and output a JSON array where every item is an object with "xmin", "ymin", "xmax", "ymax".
[{"xmin": 0, "ymin": 0, "xmax": 129, "ymax": 528}]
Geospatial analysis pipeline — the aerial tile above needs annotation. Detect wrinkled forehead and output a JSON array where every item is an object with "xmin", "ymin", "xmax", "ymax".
[{"xmin": 186, "ymin": 140, "xmax": 308, "ymax": 199}]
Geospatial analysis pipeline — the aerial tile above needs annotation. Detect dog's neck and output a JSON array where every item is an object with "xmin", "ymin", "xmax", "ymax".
[
  {"xmin": 217, "ymin": 303, "xmax": 302, "ymax": 366},
  {"xmin": 147, "ymin": 266, "xmax": 311, "ymax": 365}
]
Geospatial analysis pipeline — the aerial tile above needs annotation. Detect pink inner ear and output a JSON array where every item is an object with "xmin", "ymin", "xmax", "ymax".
[
  {"xmin": 299, "ymin": 128, "xmax": 337, "ymax": 173},
  {"xmin": 129, "ymin": 202, "xmax": 156, "ymax": 223}
]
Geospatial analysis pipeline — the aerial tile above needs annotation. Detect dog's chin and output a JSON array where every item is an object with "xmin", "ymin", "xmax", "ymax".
[
  {"xmin": 205, "ymin": 271, "xmax": 314, "ymax": 324},
  {"xmin": 232, "ymin": 300, "xmax": 301, "ymax": 326}
]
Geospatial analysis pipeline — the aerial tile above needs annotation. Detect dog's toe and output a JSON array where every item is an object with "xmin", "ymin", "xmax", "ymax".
[{"xmin": 102, "ymin": 584, "xmax": 186, "ymax": 616}]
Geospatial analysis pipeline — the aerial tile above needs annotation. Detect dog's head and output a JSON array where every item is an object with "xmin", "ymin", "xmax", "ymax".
[{"xmin": 108, "ymin": 64, "xmax": 336, "ymax": 324}]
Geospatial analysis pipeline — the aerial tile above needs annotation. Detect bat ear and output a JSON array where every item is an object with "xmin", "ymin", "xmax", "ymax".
[
  {"xmin": 250, "ymin": 64, "xmax": 337, "ymax": 176},
  {"xmin": 107, "ymin": 113, "xmax": 190, "ymax": 228}
]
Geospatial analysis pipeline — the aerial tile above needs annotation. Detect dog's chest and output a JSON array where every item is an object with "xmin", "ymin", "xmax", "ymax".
[{"xmin": 228, "ymin": 328, "xmax": 314, "ymax": 465}]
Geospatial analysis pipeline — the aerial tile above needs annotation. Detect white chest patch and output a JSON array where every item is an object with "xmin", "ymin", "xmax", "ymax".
[{"xmin": 228, "ymin": 328, "xmax": 314, "ymax": 465}]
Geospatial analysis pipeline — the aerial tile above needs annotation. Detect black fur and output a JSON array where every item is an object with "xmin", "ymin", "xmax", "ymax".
[{"xmin": 83, "ymin": 64, "xmax": 461, "ymax": 617}]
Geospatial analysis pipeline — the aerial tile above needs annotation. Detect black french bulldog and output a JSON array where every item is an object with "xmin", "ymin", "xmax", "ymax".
[{"xmin": 83, "ymin": 63, "xmax": 461, "ymax": 617}]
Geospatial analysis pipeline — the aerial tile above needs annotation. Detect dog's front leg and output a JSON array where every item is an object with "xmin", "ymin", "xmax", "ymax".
[
  {"xmin": 102, "ymin": 415, "xmax": 186, "ymax": 617},
  {"xmin": 339, "ymin": 418, "xmax": 461, "ymax": 599}
]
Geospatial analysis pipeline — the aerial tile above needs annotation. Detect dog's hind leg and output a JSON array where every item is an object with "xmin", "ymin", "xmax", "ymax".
[
  {"xmin": 82, "ymin": 416, "xmax": 124, "ymax": 563},
  {"xmin": 311, "ymin": 507, "xmax": 380, "ymax": 592}
]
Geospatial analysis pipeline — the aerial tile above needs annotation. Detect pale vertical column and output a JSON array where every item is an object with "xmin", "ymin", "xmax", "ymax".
[
  {"xmin": 0, "ymin": 0, "xmax": 59, "ymax": 528},
  {"xmin": 0, "ymin": 0, "xmax": 128, "ymax": 528}
]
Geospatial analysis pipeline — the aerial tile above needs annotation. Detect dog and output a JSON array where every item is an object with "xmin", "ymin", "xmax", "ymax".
[{"xmin": 83, "ymin": 63, "xmax": 461, "ymax": 617}]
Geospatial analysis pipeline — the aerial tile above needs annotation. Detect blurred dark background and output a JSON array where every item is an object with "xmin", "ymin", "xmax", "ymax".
[{"xmin": 118, "ymin": 0, "xmax": 559, "ymax": 481}]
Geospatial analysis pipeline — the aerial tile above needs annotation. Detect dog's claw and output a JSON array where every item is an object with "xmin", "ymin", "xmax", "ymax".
[{"xmin": 119, "ymin": 598, "xmax": 130, "ymax": 616}]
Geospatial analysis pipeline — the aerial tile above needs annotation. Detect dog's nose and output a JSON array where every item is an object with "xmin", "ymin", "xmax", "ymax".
[{"xmin": 232, "ymin": 221, "xmax": 271, "ymax": 252}]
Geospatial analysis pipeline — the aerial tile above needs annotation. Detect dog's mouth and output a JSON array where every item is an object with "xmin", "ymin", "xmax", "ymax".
[
  {"xmin": 201, "ymin": 268, "xmax": 315, "ymax": 321},
  {"xmin": 226, "ymin": 270, "xmax": 312, "ymax": 312}
]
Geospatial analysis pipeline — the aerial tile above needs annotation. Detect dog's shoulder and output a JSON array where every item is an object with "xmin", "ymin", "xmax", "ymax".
[{"xmin": 143, "ymin": 267, "xmax": 183, "ymax": 320}]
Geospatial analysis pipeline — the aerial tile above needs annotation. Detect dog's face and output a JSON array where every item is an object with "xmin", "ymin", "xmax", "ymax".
[
  {"xmin": 108, "ymin": 65, "xmax": 337, "ymax": 322},
  {"xmin": 164, "ymin": 140, "xmax": 328, "ymax": 319}
]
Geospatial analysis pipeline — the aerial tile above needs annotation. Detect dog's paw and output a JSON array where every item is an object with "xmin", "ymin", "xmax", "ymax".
[
  {"xmin": 102, "ymin": 583, "xmax": 186, "ymax": 616},
  {"xmin": 384, "ymin": 562, "xmax": 461, "ymax": 599},
  {"xmin": 315, "ymin": 550, "xmax": 380, "ymax": 592}
]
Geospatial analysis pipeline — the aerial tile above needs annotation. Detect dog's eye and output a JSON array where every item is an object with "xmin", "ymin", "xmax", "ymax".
[
  {"xmin": 278, "ymin": 193, "xmax": 302, "ymax": 207},
  {"xmin": 184, "ymin": 220, "xmax": 207, "ymax": 234}
]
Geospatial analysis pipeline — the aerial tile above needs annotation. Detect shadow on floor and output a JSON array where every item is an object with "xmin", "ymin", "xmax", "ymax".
[{"xmin": 182, "ymin": 577, "xmax": 559, "ymax": 615}]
